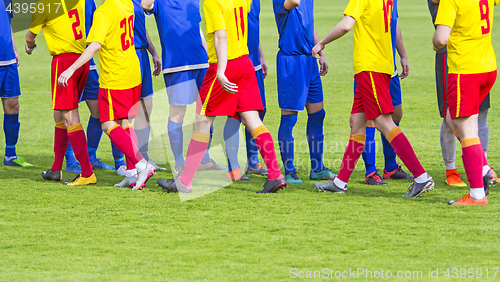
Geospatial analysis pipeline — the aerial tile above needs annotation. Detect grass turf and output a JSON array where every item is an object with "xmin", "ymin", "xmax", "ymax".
[{"xmin": 2, "ymin": 0, "xmax": 500, "ymax": 280}]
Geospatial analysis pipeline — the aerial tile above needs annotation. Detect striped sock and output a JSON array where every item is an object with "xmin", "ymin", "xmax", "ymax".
[
  {"xmin": 386, "ymin": 126, "xmax": 426, "ymax": 178},
  {"xmin": 252, "ymin": 125, "xmax": 281, "ymax": 180},
  {"xmin": 337, "ymin": 134, "xmax": 366, "ymax": 183},
  {"xmin": 67, "ymin": 123, "xmax": 93, "ymax": 178},
  {"xmin": 461, "ymin": 137, "xmax": 485, "ymax": 200},
  {"xmin": 179, "ymin": 131, "xmax": 210, "ymax": 187}
]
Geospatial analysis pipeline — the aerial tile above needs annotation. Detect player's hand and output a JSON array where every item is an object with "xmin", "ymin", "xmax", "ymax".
[
  {"xmin": 261, "ymin": 60, "xmax": 268, "ymax": 79},
  {"xmin": 152, "ymin": 54, "xmax": 162, "ymax": 76},
  {"xmin": 312, "ymin": 43, "xmax": 324, "ymax": 59},
  {"xmin": 319, "ymin": 55, "xmax": 329, "ymax": 76},
  {"xmin": 25, "ymin": 43, "xmax": 36, "ymax": 55},
  {"xmin": 58, "ymin": 68, "xmax": 75, "ymax": 88},
  {"xmin": 399, "ymin": 57, "xmax": 409, "ymax": 79},
  {"xmin": 217, "ymin": 73, "xmax": 238, "ymax": 94}
]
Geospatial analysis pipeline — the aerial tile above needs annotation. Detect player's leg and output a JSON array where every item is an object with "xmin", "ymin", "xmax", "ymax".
[
  {"xmin": 168, "ymin": 104, "xmax": 187, "ymax": 173},
  {"xmin": 64, "ymin": 141, "xmax": 80, "ymax": 173},
  {"xmin": 224, "ymin": 117, "xmax": 250, "ymax": 181},
  {"xmin": 363, "ymin": 120, "xmax": 386, "ymax": 185},
  {"xmin": 84, "ymin": 99, "xmax": 114, "ymax": 170},
  {"xmin": 42, "ymin": 110, "xmax": 69, "ymax": 181},
  {"xmin": 279, "ymin": 110, "xmax": 299, "ymax": 182},
  {"xmin": 478, "ymin": 93, "xmax": 490, "ymax": 157},
  {"xmin": 135, "ymin": 48, "xmax": 155, "ymax": 162}
]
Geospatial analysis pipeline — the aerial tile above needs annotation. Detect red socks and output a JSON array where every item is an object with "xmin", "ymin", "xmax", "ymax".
[
  {"xmin": 337, "ymin": 134, "xmax": 366, "ymax": 183},
  {"xmin": 179, "ymin": 131, "xmax": 210, "ymax": 187},
  {"xmin": 67, "ymin": 123, "xmax": 93, "ymax": 178},
  {"xmin": 51, "ymin": 122, "xmax": 69, "ymax": 172},
  {"xmin": 106, "ymin": 125, "xmax": 141, "ymax": 166},
  {"xmin": 461, "ymin": 138, "xmax": 484, "ymax": 189},
  {"xmin": 385, "ymin": 127, "xmax": 426, "ymax": 178},
  {"xmin": 251, "ymin": 125, "xmax": 281, "ymax": 180},
  {"xmin": 124, "ymin": 125, "xmax": 142, "ymax": 170}
]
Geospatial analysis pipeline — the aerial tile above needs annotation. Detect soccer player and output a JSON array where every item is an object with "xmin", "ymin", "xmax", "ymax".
[
  {"xmin": 432, "ymin": 0, "xmax": 498, "ymax": 205},
  {"xmin": 360, "ymin": 0, "xmax": 412, "ymax": 185},
  {"xmin": 141, "ymin": 0, "xmax": 225, "ymax": 176},
  {"xmin": 428, "ymin": 0, "xmax": 497, "ymax": 187},
  {"xmin": 157, "ymin": 0, "xmax": 286, "ymax": 194},
  {"xmin": 273, "ymin": 0, "xmax": 336, "ymax": 184},
  {"xmin": 57, "ymin": 0, "xmax": 156, "ymax": 190},
  {"xmin": 312, "ymin": 0, "xmax": 434, "ymax": 197},
  {"xmin": 0, "ymin": 0, "xmax": 32, "ymax": 167},
  {"xmin": 26, "ymin": 0, "xmax": 96, "ymax": 185}
]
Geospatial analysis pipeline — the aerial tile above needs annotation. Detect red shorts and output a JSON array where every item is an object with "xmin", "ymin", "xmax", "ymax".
[
  {"xmin": 196, "ymin": 55, "xmax": 264, "ymax": 119},
  {"xmin": 352, "ymin": 71, "xmax": 393, "ymax": 120},
  {"xmin": 446, "ymin": 71, "xmax": 497, "ymax": 119},
  {"xmin": 98, "ymin": 85, "xmax": 141, "ymax": 122},
  {"xmin": 51, "ymin": 53, "xmax": 89, "ymax": 110}
]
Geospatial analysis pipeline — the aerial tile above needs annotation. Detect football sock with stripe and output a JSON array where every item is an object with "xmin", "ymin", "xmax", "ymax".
[
  {"xmin": 135, "ymin": 126, "xmax": 150, "ymax": 161},
  {"xmin": 478, "ymin": 110, "xmax": 489, "ymax": 157},
  {"xmin": 461, "ymin": 137, "xmax": 485, "ymax": 200},
  {"xmin": 179, "ymin": 131, "xmax": 210, "ymax": 187},
  {"xmin": 65, "ymin": 141, "xmax": 77, "ymax": 166},
  {"xmin": 224, "ymin": 117, "xmax": 241, "ymax": 172},
  {"xmin": 278, "ymin": 114, "xmax": 297, "ymax": 175},
  {"xmin": 385, "ymin": 126, "xmax": 427, "ymax": 182},
  {"xmin": 362, "ymin": 126, "xmax": 377, "ymax": 175},
  {"xmin": 245, "ymin": 110, "xmax": 266, "ymax": 168},
  {"xmin": 440, "ymin": 120, "xmax": 457, "ymax": 170},
  {"xmin": 4, "ymin": 113, "xmax": 19, "ymax": 158},
  {"xmin": 307, "ymin": 109, "xmax": 325, "ymax": 173},
  {"xmin": 67, "ymin": 123, "xmax": 93, "ymax": 178},
  {"xmin": 252, "ymin": 125, "xmax": 281, "ymax": 180},
  {"xmin": 381, "ymin": 123, "xmax": 399, "ymax": 172},
  {"xmin": 452, "ymin": 125, "xmax": 490, "ymax": 176},
  {"xmin": 201, "ymin": 125, "xmax": 214, "ymax": 165},
  {"xmin": 111, "ymin": 142, "xmax": 126, "ymax": 169},
  {"xmin": 106, "ymin": 125, "xmax": 141, "ymax": 168},
  {"xmin": 168, "ymin": 118, "xmax": 185, "ymax": 167},
  {"xmin": 337, "ymin": 134, "xmax": 366, "ymax": 183},
  {"xmin": 52, "ymin": 122, "xmax": 68, "ymax": 172},
  {"xmin": 86, "ymin": 116, "xmax": 103, "ymax": 162}
]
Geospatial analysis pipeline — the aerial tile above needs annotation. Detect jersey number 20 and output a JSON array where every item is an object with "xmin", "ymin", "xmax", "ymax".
[
  {"xmin": 68, "ymin": 9, "xmax": 83, "ymax": 40},
  {"xmin": 120, "ymin": 15, "xmax": 135, "ymax": 51},
  {"xmin": 479, "ymin": 0, "xmax": 491, "ymax": 35}
]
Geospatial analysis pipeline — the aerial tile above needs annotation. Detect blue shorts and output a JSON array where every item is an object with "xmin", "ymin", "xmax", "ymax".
[
  {"xmin": 0, "ymin": 64, "xmax": 21, "ymax": 98},
  {"xmin": 276, "ymin": 51, "xmax": 323, "ymax": 111},
  {"xmin": 137, "ymin": 48, "xmax": 154, "ymax": 99},
  {"xmin": 389, "ymin": 74, "xmax": 402, "ymax": 107},
  {"xmin": 81, "ymin": 67, "xmax": 99, "ymax": 101},
  {"xmin": 255, "ymin": 68, "xmax": 266, "ymax": 109},
  {"xmin": 164, "ymin": 68, "xmax": 207, "ymax": 106}
]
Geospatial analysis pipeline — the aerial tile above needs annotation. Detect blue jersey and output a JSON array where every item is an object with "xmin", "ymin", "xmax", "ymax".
[
  {"xmin": 391, "ymin": 0, "xmax": 398, "ymax": 70},
  {"xmin": 248, "ymin": 0, "xmax": 261, "ymax": 67},
  {"xmin": 273, "ymin": 0, "xmax": 315, "ymax": 56},
  {"xmin": 0, "ymin": 0, "xmax": 16, "ymax": 65},
  {"xmin": 150, "ymin": 0, "xmax": 208, "ymax": 73},
  {"xmin": 85, "ymin": 0, "xmax": 97, "ymax": 67},
  {"xmin": 132, "ymin": 0, "xmax": 149, "ymax": 49}
]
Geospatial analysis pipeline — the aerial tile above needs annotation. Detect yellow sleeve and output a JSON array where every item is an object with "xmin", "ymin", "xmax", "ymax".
[
  {"xmin": 435, "ymin": 0, "xmax": 457, "ymax": 28},
  {"xmin": 203, "ymin": 0, "xmax": 225, "ymax": 34},
  {"xmin": 28, "ymin": 7, "xmax": 46, "ymax": 35},
  {"xmin": 86, "ymin": 10, "xmax": 108, "ymax": 45},
  {"xmin": 495, "ymin": 0, "xmax": 499, "ymax": 6},
  {"xmin": 343, "ymin": 0, "xmax": 364, "ymax": 22},
  {"xmin": 247, "ymin": 0, "xmax": 252, "ymax": 13}
]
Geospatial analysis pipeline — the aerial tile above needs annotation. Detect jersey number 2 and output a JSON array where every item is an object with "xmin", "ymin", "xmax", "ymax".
[
  {"xmin": 234, "ymin": 7, "xmax": 245, "ymax": 40},
  {"xmin": 479, "ymin": 0, "xmax": 491, "ymax": 35},
  {"xmin": 68, "ymin": 9, "xmax": 83, "ymax": 40},
  {"xmin": 383, "ymin": 0, "xmax": 393, "ymax": 33},
  {"xmin": 120, "ymin": 15, "xmax": 135, "ymax": 51}
]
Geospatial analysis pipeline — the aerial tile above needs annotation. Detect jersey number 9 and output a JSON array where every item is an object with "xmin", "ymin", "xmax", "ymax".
[
  {"xmin": 479, "ymin": 0, "xmax": 491, "ymax": 35},
  {"xmin": 68, "ymin": 9, "xmax": 83, "ymax": 41},
  {"xmin": 120, "ymin": 15, "xmax": 135, "ymax": 51}
]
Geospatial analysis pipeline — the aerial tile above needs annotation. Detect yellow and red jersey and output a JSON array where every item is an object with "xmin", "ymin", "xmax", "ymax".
[
  {"xmin": 436, "ymin": 0, "xmax": 498, "ymax": 74},
  {"xmin": 86, "ymin": 0, "xmax": 141, "ymax": 90},
  {"xmin": 343, "ymin": 0, "xmax": 394, "ymax": 75},
  {"xmin": 203, "ymin": 0, "xmax": 252, "ymax": 64},
  {"xmin": 29, "ymin": 0, "xmax": 86, "ymax": 56}
]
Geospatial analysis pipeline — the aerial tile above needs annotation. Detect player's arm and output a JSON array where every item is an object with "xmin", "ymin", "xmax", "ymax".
[
  {"xmin": 146, "ymin": 31, "xmax": 161, "ymax": 76},
  {"xmin": 214, "ymin": 29, "xmax": 237, "ymax": 94},
  {"xmin": 200, "ymin": 27, "xmax": 208, "ymax": 54},
  {"xmin": 284, "ymin": 0, "xmax": 300, "ymax": 11},
  {"xmin": 258, "ymin": 44, "xmax": 268, "ymax": 79},
  {"xmin": 432, "ymin": 25, "xmax": 451, "ymax": 51},
  {"xmin": 312, "ymin": 15, "xmax": 355, "ymax": 58},
  {"xmin": 57, "ymin": 42, "xmax": 102, "ymax": 87},
  {"xmin": 141, "ymin": 0, "xmax": 154, "ymax": 13},
  {"xmin": 396, "ymin": 21, "xmax": 409, "ymax": 79},
  {"xmin": 314, "ymin": 28, "xmax": 328, "ymax": 76},
  {"xmin": 24, "ymin": 31, "xmax": 37, "ymax": 55},
  {"xmin": 11, "ymin": 27, "xmax": 19, "ymax": 66},
  {"xmin": 431, "ymin": 0, "xmax": 439, "ymax": 3}
]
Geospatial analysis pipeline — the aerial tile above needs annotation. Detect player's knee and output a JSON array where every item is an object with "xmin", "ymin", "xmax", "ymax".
[
  {"xmin": 392, "ymin": 106, "xmax": 403, "ymax": 124},
  {"xmin": 169, "ymin": 105, "xmax": 187, "ymax": 123},
  {"xmin": 2, "ymin": 97, "xmax": 19, "ymax": 114}
]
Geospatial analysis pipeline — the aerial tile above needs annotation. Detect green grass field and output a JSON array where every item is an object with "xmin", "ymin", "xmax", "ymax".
[{"xmin": 2, "ymin": 0, "xmax": 500, "ymax": 280}]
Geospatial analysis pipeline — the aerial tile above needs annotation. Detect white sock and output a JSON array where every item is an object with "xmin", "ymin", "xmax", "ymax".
[
  {"xmin": 135, "ymin": 159, "xmax": 147, "ymax": 172},
  {"xmin": 414, "ymin": 173, "xmax": 431, "ymax": 184},
  {"xmin": 334, "ymin": 177, "xmax": 347, "ymax": 188},
  {"xmin": 125, "ymin": 169, "xmax": 137, "ymax": 178},
  {"xmin": 483, "ymin": 165, "xmax": 491, "ymax": 177},
  {"xmin": 470, "ymin": 188, "xmax": 486, "ymax": 200},
  {"xmin": 440, "ymin": 120, "xmax": 457, "ymax": 170}
]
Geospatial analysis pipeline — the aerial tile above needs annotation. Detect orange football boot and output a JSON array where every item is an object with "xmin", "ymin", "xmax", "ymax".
[
  {"xmin": 446, "ymin": 169, "xmax": 467, "ymax": 187},
  {"xmin": 449, "ymin": 193, "xmax": 488, "ymax": 206}
]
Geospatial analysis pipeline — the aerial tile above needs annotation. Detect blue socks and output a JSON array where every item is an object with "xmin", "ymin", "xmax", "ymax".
[
  {"xmin": 111, "ymin": 142, "xmax": 125, "ymax": 169},
  {"xmin": 381, "ymin": 123, "xmax": 399, "ymax": 172},
  {"xmin": 245, "ymin": 110, "xmax": 266, "ymax": 168},
  {"xmin": 86, "ymin": 116, "xmax": 102, "ymax": 162},
  {"xmin": 65, "ymin": 141, "xmax": 78, "ymax": 165},
  {"xmin": 201, "ymin": 125, "xmax": 213, "ymax": 164},
  {"xmin": 362, "ymin": 127, "xmax": 377, "ymax": 175},
  {"xmin": 224, "ymin": 117, "xmax": 241, "ymax": 172},
  {"xmin": 135, "ymin": 126, "xmax": 150, "ymax": 160},
  {"xmin": 307, "ymin": 109, "xmax": 325, "ymax": 173},
  {"xmin": 4, "ymin": 113, "xmax": 19, "ymax": 158},
  {"xmin": 278, "ymin": 114, "xmax": 298, "ymax": 175},
  {"xmin": 168, "ymin": 118, "xmax": 184, "ymax": 167}
]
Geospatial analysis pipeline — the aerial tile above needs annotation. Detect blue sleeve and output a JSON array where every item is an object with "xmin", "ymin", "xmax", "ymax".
[
  {"xmin": 273, "ymin": 0, "xmax": 288, "ymax": 16},
  {"xmin": 394, "ymin": 0, "xmax": 398, "ymax": 20},
  {"xmin": 5, "ymin": 0, "xmax": 12, "ymax": 19},
  {"xmin": 151, "ymin": 1, "xmax": 157, "ymax": 15}
]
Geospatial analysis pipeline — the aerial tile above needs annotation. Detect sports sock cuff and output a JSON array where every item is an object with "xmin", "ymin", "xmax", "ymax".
[
  {"xmin": 251, "ymin": 125, "xmax": 269, "ymax": 138},
  {"xmin": 349, "ymin": 134, "xmax": 366, "ymax": 145},
  {"xmin": 192, "ymin": 131, "xmax": 210, "ymax": 143},
  {"xmin": 308, "ymin": 109, "xmax": 326, "ymax": 120},
  {"xmin": 385, "ymin": 126, "xmax": 402, "ymax": 143},
  {"xmin": 106, "ymin": 124, "xmax": 121, "ymax": 136},
  {"xmin": 123, "ymin": 125, "xmax": 134, "ymax": 130},
  {"xmin": 55, "ymin": 122, "xmax": 66, "ymax": 129},
  {"xmin": 460, "ymin": 137, "xmax": 480, "ymax": 148},
  {"xmin": 452, "ymin": 129, "xmax": 459, "ymax": 139},
  {"xmin": 67, "ymin": 123, "xmax": 83, "ymax": 133}
]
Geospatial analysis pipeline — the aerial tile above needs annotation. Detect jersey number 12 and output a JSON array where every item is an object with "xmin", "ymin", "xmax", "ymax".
[
  {"xmin": 479, "ymin": 0, "xmax": 491, "ymax": 35},
  {"xmin": 120, "ymin": 15, "xmax": 135, "ymax": 51}
]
